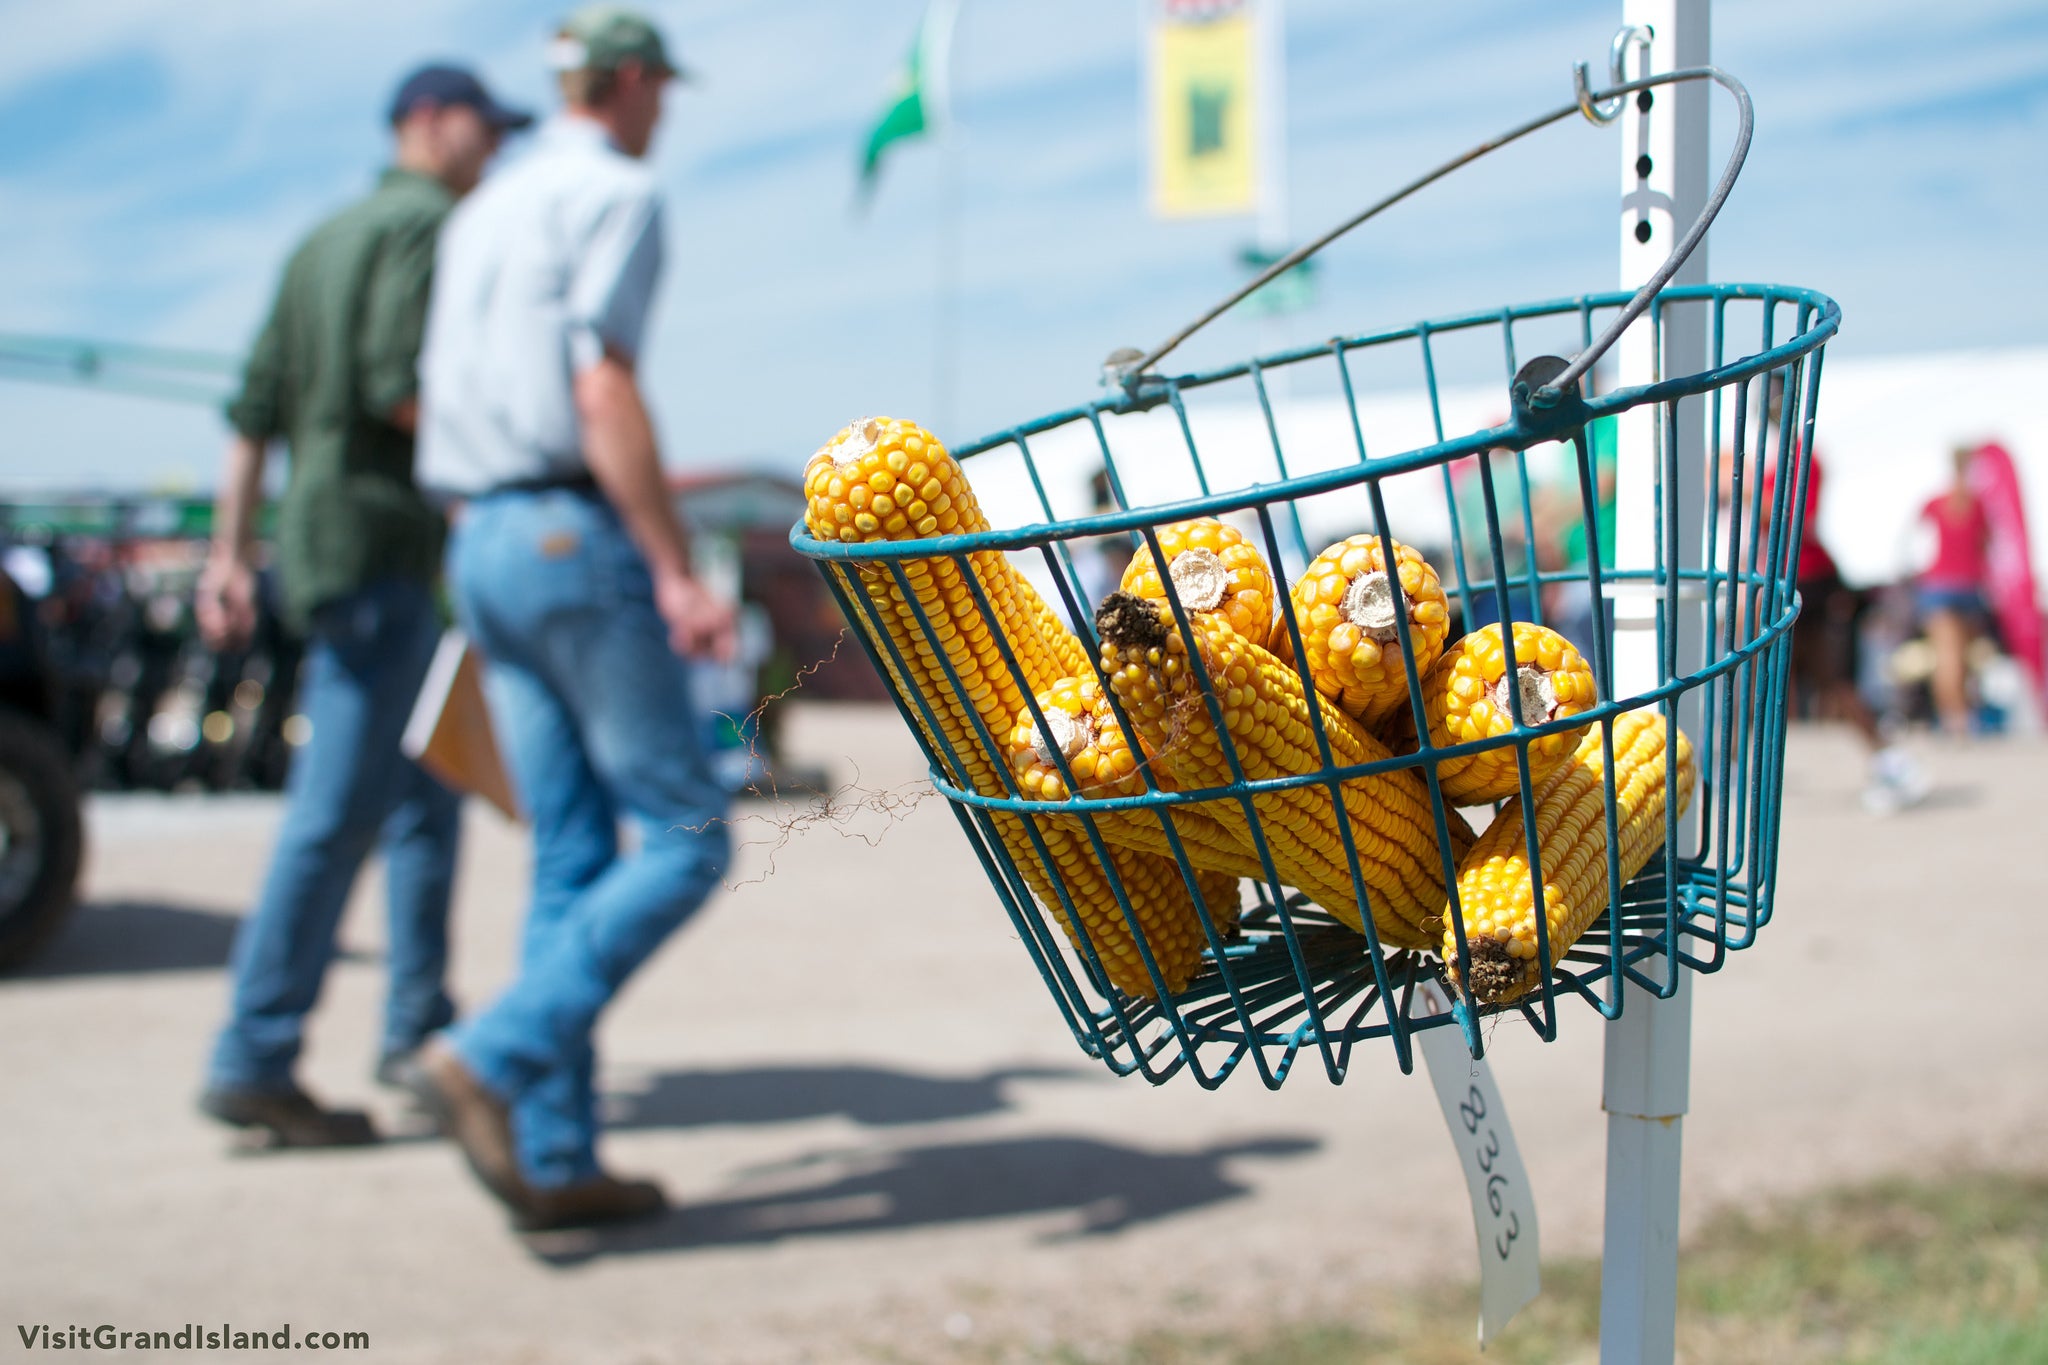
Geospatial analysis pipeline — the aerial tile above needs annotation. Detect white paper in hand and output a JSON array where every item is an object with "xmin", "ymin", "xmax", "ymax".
[{"xmin": 1416, "ymin": 980, "xmax": 1541, "ymax": 1347}]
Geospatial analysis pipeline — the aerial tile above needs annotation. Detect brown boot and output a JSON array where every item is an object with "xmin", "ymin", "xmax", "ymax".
[
  {"xmin": 199, "ymin": 1085, "xmax": 378, "ymax": 1148},
  {"xmin": 512, "ymin": 1173, "xmax": 668, "ymax": 1233},
  {"xmin": 401, "ymin": 1040, "xmax": 528, "ymax": 1211}
]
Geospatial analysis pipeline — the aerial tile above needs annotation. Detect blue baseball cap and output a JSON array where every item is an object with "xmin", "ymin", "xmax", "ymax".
[{"xmin": 388, "ymin": 63, "xmax": 535, "ymax": 130}]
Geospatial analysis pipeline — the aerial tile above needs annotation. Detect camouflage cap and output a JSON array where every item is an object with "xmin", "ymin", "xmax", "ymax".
[{"xmin": 547, "ymin": 5, "xmax": 685, "ymax": 79}]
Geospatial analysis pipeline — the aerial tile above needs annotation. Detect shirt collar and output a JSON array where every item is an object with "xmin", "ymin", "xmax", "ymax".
[
  {"xmin": 540, "ymin": 113, "xmax": 624, "ymax": 156},
  {"xmin": 378, "ymin": 166, "xmax": 452, "ymax": 202}
]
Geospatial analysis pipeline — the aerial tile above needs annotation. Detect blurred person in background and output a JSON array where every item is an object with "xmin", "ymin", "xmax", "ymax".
[
  {"xmin": 1748, "ymin": 383, "xmax": 1928, "ymax": 814},
  {"xmin": 196, "ymin": 66, "xmax": 531, "ymax": 1147},
  {"xmin": 409, "ymin": 7, "xmax": 734, "ymax": 1232},
  {"xmin": 1916, "ymin": 446, "xmax": 1992, "ymax": 734}
]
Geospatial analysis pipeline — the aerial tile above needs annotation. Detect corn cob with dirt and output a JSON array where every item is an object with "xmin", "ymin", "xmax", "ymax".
[
  {"xmin": 1278, "ymin": 533, "xmax": 1451, "ymax": 727},
  {"xmin": 1120, "ymin": 517, "xmax": 1278, "ymax": 647},
  {"xmin": 804, "ymin": 417, "xmax": 1213, "ymax": 995},
  {"xmin": 1004, "ymin": 675, "xmax": 1244, "ymax": 937},
  {"xmin": 1442, "ymin": 709, "xmax": 1697, "ymax": 1004},
  {"xmin": 1095, "ymin": 591, "xmax": 1473, "ymax": 952},
  {"xmin": 1418, "ymin": 622, "xmax": 1597, "ymax": 804}
]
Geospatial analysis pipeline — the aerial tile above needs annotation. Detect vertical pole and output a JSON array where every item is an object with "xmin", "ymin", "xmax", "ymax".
[
  {"xmin": 929, "ymin": 0, "xmax": 964, "ymax": 439},
  {"xmin": 936, "ymin": 130, "xmax": 960, "ymax": 439},
  {"xmin": 1254, "ymin": 0, "xmax": 1288, "ymax": 261},
  {"xmin": 1600, "ymin": 2, "xmax": 1709, "ymax": 1362},
  {"xmin": 1253, "ymin": 0, "xmax": 1290, "ymax": 401}
]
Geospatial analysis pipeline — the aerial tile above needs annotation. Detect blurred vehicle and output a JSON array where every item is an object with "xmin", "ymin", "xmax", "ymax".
[
  {"xmin": 0, "ymin": 480, "xmax": 888, "ymax": 809},
  {"xmin": 0, "ymin": 555, "xmax": 85, "ymax": 968},
  {"xmin": 4, "ymin": 498, "xmax": 306, "ymax": 796}
]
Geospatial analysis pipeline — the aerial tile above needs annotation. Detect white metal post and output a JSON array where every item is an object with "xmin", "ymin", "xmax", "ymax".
[{"xmin": 1600, "ymin": 2, "xmax": 1711, "ymax": 1362}]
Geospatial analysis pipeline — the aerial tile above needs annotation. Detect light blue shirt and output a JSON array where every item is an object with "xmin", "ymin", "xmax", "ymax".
[{"xmin": 418, "ymin": 116, "xmax": 665, "ymax": 496}]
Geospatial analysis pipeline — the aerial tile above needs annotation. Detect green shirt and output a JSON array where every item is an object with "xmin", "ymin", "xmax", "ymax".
[{"xmin": 227, "ymin": 167, "xmax": 452, "ymax": 627}]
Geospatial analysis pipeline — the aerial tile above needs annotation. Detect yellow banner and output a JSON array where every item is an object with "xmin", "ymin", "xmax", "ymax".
[{"xmin": 1149, "ymin": 5, "xmax": 1257, "ymax": 219}]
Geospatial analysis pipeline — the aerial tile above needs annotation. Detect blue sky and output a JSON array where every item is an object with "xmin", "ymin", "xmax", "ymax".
[{"xmin": 1, "ymin": 0, "xmax": 2043, "ymax": 490}]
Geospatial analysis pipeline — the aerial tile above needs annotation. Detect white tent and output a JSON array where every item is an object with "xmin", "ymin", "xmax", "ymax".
[{"xmin": 967, "ymin": 345, "xmax": 2047, "ymax": 600}]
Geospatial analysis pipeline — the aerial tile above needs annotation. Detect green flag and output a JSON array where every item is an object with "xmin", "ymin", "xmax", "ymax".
[{"xmin": 857, "ymin": 0, "xmax": 959, "ymax": 201}]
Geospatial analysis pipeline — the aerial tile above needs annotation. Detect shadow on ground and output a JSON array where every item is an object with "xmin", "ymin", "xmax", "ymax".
[
  {"xmin": 525, "ymin": 1132, "xmax": 1319, "ymax": 1265},
  {"xmin": 9, "ymin": 900, "xmax": 248, "ymax": 977},
  {"xmin": 604, "ymin": 1064, "xmax": 1087, "ymax": 1130},
  {"xmin": 1915, "ymin": 784, "xmax": 1983, "ymax": 812}
]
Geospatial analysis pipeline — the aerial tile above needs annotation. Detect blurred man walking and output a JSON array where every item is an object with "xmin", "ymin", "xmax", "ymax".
[
  {"xmin": 412, "ymin": 8, "xmax": 733, "ymax": 1230},
  {"xmin": 198, "ymin": 66, "xmax": 531, "ymax": 1146}
]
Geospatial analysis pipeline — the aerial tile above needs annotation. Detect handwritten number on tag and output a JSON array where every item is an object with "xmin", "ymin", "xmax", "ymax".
[
  {"xmin": 1415, "ymin": 992, "xmax": 1539, "ymax": 1341},
  {"xmin": 1460, "ymin": 1085, "xmax": 1487, "ymax": 1134},
  {"xmin": 1460, "ymin": 1081, "xmax": 1521, "ymax": 1260}
]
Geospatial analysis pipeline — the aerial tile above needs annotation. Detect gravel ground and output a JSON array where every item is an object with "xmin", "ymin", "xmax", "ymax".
[{"xmin": 2, "ymin": 707, "xmax": 2041, "ymax": 1364}]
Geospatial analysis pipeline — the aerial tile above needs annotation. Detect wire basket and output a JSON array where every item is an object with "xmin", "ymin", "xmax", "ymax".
[{"xmin": 791, "ymin": 67, "xmax": 1839, "ymax": 1087}]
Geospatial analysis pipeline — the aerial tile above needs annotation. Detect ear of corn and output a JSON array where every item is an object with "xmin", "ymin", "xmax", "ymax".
[
  {"xmin": 805, "ymin": 418, "xmax": 1210, "ymax": 997},
  {"xmin": 1421, "ymin": 622, "xmax": 1598, "ymax": 804},
  {"xmin": 1442, "ymin": 709, "xmax": 1697, "ymax": 1004},
  {"xmin": 1015, "ymin": 574, "xmax": 1097, "ymax": 683},
  {"xmin": 1005, "ymin": 676, "xmax": 1246, "ymax": 941},
  {"xmin": 1096, "ymin": 592, "xmax": 1472, "ymax": 952},
  {"xmin": 1282, "ymin": 535, "xmax": 1451, "ymax": 726},
  {"xmin": 1121, "ymin": 517, "xmax": 1277, "ymax": 647}
]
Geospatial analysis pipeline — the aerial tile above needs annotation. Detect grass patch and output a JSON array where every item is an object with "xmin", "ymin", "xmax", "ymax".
[{"xmin": 1027, "ymin": 1170, "xmax": 2048, "ymax": 1364}]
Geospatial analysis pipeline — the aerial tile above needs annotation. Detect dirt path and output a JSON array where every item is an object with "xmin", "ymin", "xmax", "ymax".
[{"xmin": 3, "ymin": 709, "xmax": 2040, "ymax": 1363}]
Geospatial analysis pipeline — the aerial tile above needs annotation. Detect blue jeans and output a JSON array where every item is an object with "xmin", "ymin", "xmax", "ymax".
[
  {"xmin": 209, "ymin": 577, "xmax": 462, "ymax": 1093},
  {"xmin": 443, "ymin": 490, "xmax": 729, "ymax": 1189}
]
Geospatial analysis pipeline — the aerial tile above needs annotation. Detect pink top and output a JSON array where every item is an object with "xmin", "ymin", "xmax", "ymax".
[
  {"xmin": 1762, "ymin": 448, "xmax": 1834, "ymax": 583},
  {"xmin": 1920, "ymin": 491, "xmax": 1989, "ymax": 589}
]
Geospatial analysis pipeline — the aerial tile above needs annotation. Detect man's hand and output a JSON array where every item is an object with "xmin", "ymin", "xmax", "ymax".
[
  {"xmin": 196, "ymin": 556, "xmax": 259, "ymax": 651},
  {"xmin": 654, "ymin": 567, "xmax": 737, "ymax": 662}
]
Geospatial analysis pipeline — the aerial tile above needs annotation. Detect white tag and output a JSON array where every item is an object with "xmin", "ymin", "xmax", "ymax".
[{"xmin": 1416, "ymin": 981, "xmax": 1541, "ymax": 1347}]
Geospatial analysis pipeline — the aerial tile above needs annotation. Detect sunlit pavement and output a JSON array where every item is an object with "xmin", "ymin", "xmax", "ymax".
[{"xmin": 5, "ymin": 706, "xmax": 2041, "ymax": 1363}]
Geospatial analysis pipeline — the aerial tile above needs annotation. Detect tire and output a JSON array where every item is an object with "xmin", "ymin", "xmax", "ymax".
[{"xmin": 0, "ymin": 709, "xmax": 85, "ymax": 970}]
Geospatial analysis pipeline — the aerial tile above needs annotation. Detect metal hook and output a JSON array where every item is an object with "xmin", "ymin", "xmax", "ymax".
[{"xmin": 1576, "ymin": 24, "xmax": 1653, "ymax": 125}]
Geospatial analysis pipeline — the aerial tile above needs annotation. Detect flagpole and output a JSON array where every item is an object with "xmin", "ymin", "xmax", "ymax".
[
  {"xmin": 929, "ymin": 0, "xmax": 964, "ymax": 441},
  {"xmin": 1255, "ymin": 0, "xmax": 1289, "ymax": 403},
  {"xmin": 938, "ymin": 128, "xmax": 960, "ymax": 440}
]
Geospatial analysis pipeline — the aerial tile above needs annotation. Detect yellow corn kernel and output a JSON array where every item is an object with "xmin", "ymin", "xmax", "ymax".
[
  {"xmin": 1120, "ymin": 517, "xmax": 1277, "ymax": 646},
  {"xmin": 1282, "ymin": 534, "xmax": 1451, "ymax": 725},
  {"xmin": 1095, "ymin": 592, "xmax": 1473, "ymax": 952},
  {"xmin": 1442, "ymin": 710, "xmax": 1697, "ymax": 1004},
  {"xmin": 1421, "ymin": 622, "xmax": 1597, "ymax": 805}
]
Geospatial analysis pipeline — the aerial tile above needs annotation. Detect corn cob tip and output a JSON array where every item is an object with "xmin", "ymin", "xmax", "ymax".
[
  {"xmin": 1341, "ymin": 570, "xmax": 1400, "ymax": 636},
  {"xmin": 1457, "ymin": 939, "xmax": 1525, "ymax": 1004},
  {"xmin": 1096, "ymin": 591, "xmax": 1169, "ymax": 651},
  {"xmin": 1494, "ymin": 665, "xmax": 1558, "ymax": 725},
  {"xmin": 816, "ymin": 416, "xmax": 891, "ymax": 469},
  {"xmin": 1027, "ymin": 706, "xmax": 1089, "ymax": 766},
  {"xmin": 1167, "ymin": 547, "xmax": 1229, "ymax": 611}
]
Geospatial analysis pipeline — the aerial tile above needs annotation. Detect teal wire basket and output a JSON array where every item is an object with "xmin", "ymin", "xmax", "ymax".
[{"xmin": 791, "ymin": 67, "xmax": 1838, "ymax": 1087}]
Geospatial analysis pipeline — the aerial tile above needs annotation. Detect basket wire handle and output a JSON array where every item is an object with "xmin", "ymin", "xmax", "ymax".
[{"xmin": 1107, "ymin": 56, "xmax": 1755, "ymax": 413}]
